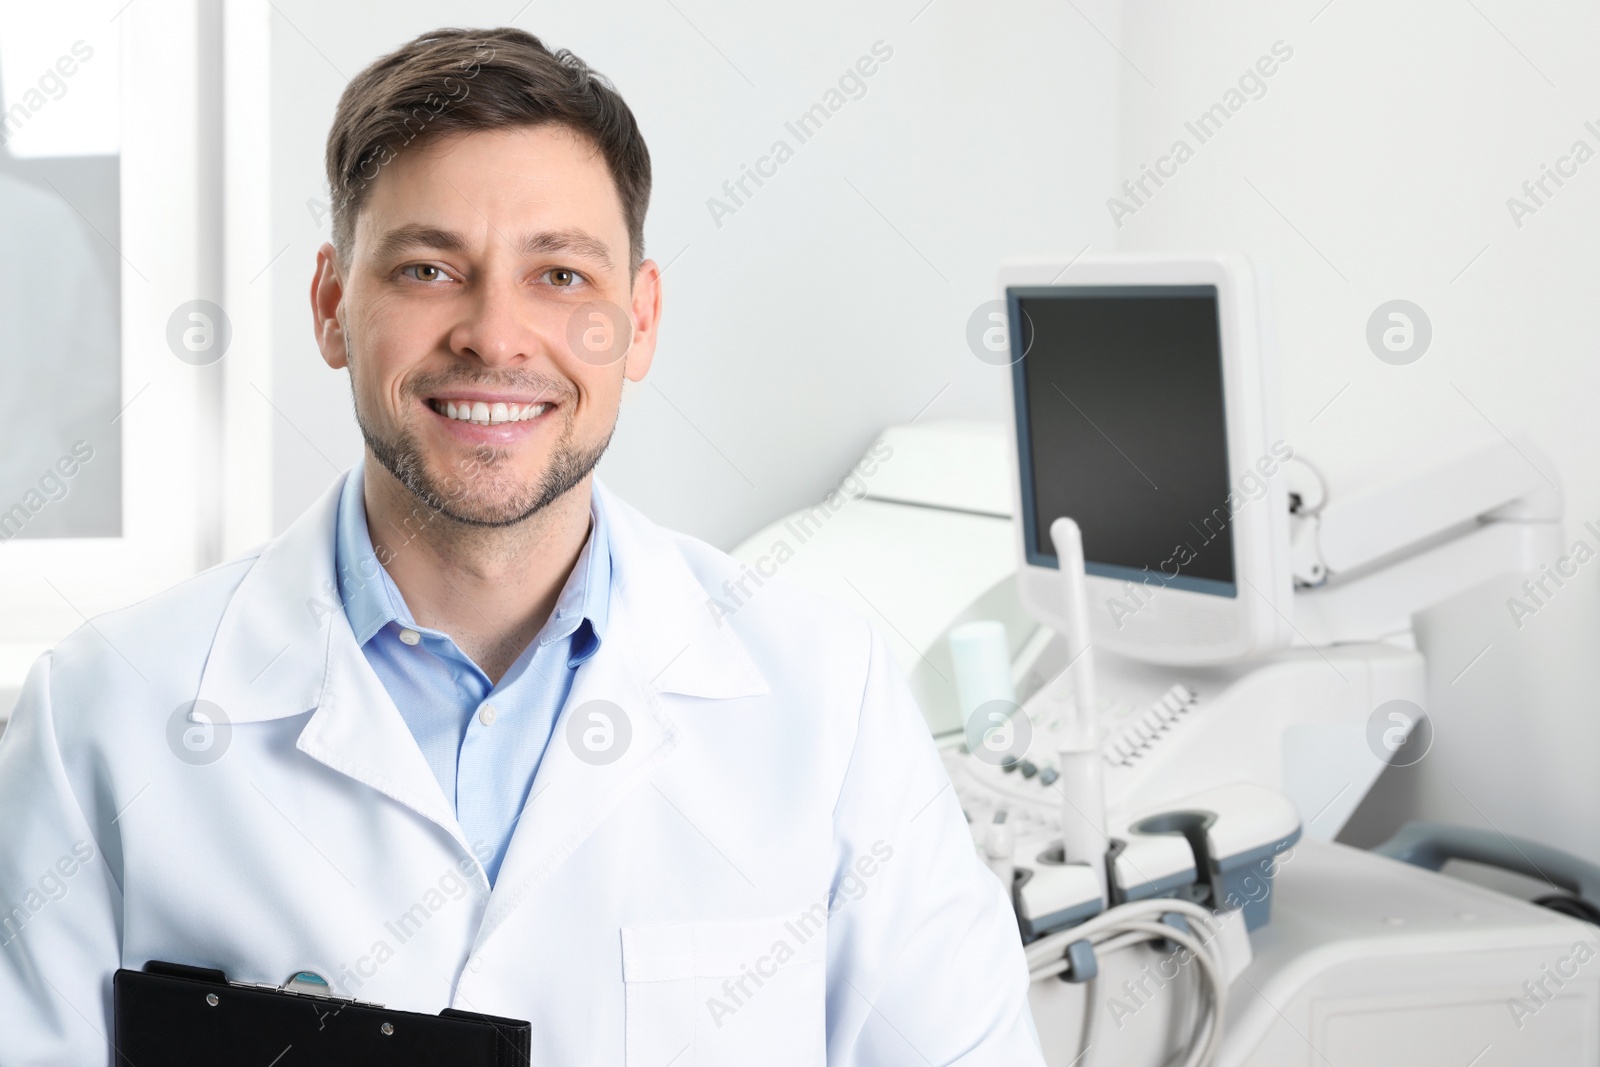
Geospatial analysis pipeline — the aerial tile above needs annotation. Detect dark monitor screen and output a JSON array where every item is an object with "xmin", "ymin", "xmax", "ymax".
[{"xmin": 1009, "ymin": 285, "xmax": 1236, "ymax": 597}]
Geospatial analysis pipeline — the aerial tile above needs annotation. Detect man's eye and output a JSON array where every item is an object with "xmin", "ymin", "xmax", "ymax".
[
  {"xmin": 403, "ymin": 264, "xmax": 447, "ymax": 282},
  {"xmin": 548, "ymin": 268, "xmax": 580, "ymax": 287}
]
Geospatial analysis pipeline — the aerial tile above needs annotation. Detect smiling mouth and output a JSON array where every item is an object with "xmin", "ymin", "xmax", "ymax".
[{"xmin": 427, "ymin": 398, "xmax": 551, "ymax": 425}]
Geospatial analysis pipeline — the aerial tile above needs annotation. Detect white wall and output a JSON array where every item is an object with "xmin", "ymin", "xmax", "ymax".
[
  {"xmin": 1115, "ymin": 1, "xmax": 1600, "ymax": 865},
  {"xmin": 256, "ymin": 0, "xmax": 1122, "ymax": 550}
]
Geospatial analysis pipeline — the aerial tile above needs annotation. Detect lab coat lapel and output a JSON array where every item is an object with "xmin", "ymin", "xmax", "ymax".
[
  {"xmin": 295, "ymin": 626, "xmax": 464, "ymax": 848},
  {"xmin": 194, "ymin": 469, "xmax": 465, "ymax": 853},
  {"xmin": 474, "ymin": 480, "xmax": 771, "ymax": 941},
  {"xmin": 474, "ymin": 606, "xmax": 674, "ymax": 943}
]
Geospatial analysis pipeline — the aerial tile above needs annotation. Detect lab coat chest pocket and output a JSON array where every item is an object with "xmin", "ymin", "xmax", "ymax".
[{"xmin": 621, "ymin": 914, "xmax": 826, "ymax": 1066}]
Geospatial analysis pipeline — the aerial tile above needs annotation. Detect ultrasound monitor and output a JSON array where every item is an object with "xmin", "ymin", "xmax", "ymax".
[{"xmin": 1000, "ymin": 256, "xmax": 1292, "ymax": 665}]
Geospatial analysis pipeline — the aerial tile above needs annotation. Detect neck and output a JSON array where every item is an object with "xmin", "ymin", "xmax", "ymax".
[{"xmin": 361, "ymin": 455, "xmax": 594, "ymax": 684}]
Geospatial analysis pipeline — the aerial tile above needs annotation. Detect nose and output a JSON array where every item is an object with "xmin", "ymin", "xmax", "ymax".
[{"xmin": 449, "ymin": 272, "xmax": 542, "ymax": 368}]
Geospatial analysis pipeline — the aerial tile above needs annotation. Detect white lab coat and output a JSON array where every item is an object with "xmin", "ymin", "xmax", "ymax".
[{"xmin": 0, "ymin": 471, "xmax": 1044, "ymax": 1065}]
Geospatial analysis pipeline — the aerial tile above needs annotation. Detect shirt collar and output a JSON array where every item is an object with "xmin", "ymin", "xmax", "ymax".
[
  {"xmin": 334, "ymin": 464, "xmax": 611, "ymax": 667},
  {"xmin": 550, "ymin": 485, "xmax": 610, "ymax": 666}
]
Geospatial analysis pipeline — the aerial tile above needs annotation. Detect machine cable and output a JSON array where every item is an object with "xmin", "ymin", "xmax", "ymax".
[{"xmin": 1024, "ymin": 898, "xmax": 1228, "ymax": 1067}]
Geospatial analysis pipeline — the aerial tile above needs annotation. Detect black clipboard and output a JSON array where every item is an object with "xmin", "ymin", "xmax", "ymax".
[{"xmin": 113, "ymin": 961, "xmax": 531, "ymax": 1066}]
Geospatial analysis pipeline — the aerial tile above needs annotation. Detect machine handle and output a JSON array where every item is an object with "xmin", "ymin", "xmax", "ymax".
[{"xmin": 1375, "ymin": 821, "xmax": 1600, "ymax": 910}]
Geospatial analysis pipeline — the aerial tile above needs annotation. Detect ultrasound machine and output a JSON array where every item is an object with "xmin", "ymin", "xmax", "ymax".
[{"xmin": 733, "ymin": 255, "xmax": 1600, "ymax": 1065}]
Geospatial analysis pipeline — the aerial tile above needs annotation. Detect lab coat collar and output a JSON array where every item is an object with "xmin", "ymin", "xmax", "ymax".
[
  {"xmin": 192, "ymin": 466, "xmax": 770, "ymax": 945},
  {"xmin": 196, "ymin": 467, "xmax": 769, "ymax": 727}
]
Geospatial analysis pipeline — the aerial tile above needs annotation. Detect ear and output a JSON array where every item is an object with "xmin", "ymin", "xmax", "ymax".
[
  {"xmin": 311, "ymin": 242, "xmax": 350, "ymax": 370},
  {"xmin": 622, "ymin": 259, "xmax": 661, "ymax": 383}
]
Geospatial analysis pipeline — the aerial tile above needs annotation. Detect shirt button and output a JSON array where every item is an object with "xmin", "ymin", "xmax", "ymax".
[
  {"xmin": 479, "ymin": 704, "xmax": 497, "ymax": 726},
  {"xmin": 398, "ymin": 628, "xmax": 421, "ymax": 645}
]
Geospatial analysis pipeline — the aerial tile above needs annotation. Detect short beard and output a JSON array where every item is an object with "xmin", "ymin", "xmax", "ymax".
[{"xmin": 355, "ymin": 388, "xmax": 612, "ymax": 530}]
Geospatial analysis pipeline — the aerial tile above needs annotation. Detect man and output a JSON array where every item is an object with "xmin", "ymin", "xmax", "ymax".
[{"xmin": 0, "ymin": 27, "xmax": 1044, "ymax": 1064}]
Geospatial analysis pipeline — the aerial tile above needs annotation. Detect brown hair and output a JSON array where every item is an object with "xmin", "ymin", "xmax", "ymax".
[{"xmin": 324, "ymin": 26, "xmax": 651, "ymax": 273}]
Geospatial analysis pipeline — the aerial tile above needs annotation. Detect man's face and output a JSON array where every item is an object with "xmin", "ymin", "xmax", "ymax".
[{"xmin": 311, "ymin": 124, "xmax": 659, "ymax": 526}]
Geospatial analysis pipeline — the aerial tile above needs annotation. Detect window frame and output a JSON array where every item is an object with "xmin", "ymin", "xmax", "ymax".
[{"xmin": 0, "ymin": 2, "xmax": 223, "ymax": 704}]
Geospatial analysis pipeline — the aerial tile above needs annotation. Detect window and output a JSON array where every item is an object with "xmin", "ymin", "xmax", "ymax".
[
  {"xmin": 0, "ymin": 2, "xmax": 218, "ymax": 715},
  {"xmin": 0, "ymin": 10, "xmax": 122, "ymax": 539}
]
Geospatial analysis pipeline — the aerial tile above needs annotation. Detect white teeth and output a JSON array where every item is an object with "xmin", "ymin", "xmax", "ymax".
[{"xmin": 432, "ymin": 399, "xmax": 549, "ymax": 423}]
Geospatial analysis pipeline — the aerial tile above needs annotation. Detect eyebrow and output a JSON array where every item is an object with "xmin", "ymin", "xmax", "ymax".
[
  {"xmin": 520, "ymin": 228, "xmax": 615, "ymax": 270},
  {"xmin": 371, "ymin": 225, "xmax": 615, "ymax": 271}
]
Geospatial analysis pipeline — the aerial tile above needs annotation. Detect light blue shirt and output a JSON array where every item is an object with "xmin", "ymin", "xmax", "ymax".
[{"xmin": 333, "ymin": 466, "xmax": 610, "ymax": 886}]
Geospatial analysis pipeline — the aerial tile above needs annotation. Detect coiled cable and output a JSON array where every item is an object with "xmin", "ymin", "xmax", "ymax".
[{"xmin": 1025, "ymin": 898, "xmax": 1229, "ymax": 1067}]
